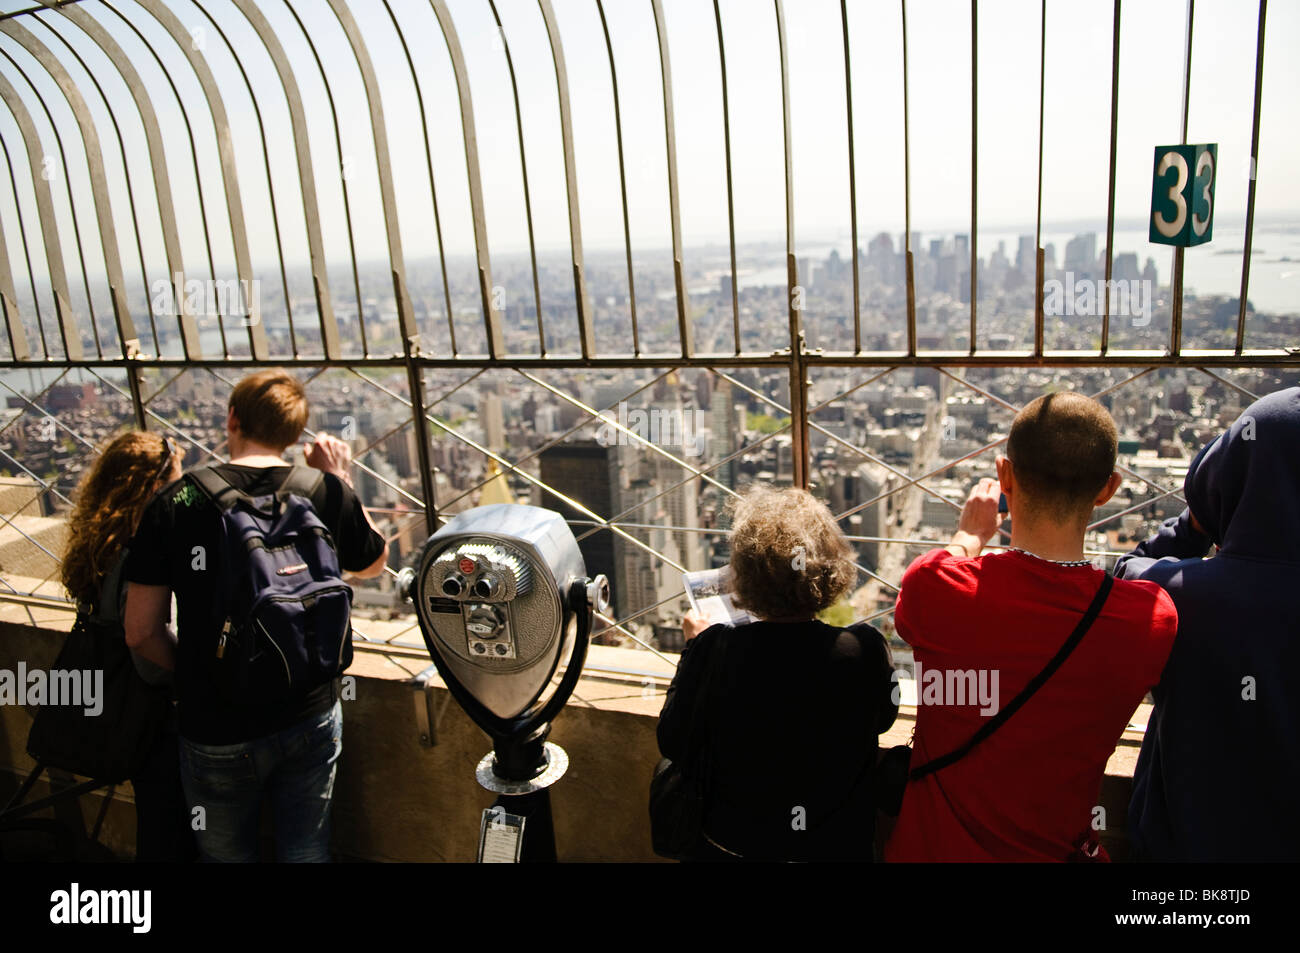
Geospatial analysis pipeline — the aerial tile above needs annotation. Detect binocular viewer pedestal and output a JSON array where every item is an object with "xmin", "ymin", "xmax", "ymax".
[{"xmin": 401, "ymin": 504, "xmax": 609, "ymax": 863}]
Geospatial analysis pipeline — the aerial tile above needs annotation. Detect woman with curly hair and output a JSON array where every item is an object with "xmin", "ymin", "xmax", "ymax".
[
  {"xmin": 61, "ymin": 431, "xmax": 194, "ymax": 861},
  {"xmin": 656, "ymin": 486, "xmax": 899, "ymax": 861}
]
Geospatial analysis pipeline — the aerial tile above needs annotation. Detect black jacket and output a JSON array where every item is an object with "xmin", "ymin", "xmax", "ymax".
[{"xmin": 657, "ymin": 619, "xmax": 898, "ymax": 861}]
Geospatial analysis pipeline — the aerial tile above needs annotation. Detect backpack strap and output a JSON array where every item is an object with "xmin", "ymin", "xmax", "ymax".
[
  {"xmin": 910, "ymin": 571, "xmax": 1115, "ymax": 781},
  {"xmin": 189, "ymin": 465, "xmax": 247, "ymax": 512},
  {"xmin": 277, "ymin": 465, "xmax": 324, "ymax": 503}
]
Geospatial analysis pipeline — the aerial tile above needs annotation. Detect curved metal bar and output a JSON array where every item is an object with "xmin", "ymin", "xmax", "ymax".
[
  {"xmin": 0, "ymin": 70, "xmax": 81, "ymax": 359},
  {"xmin": 1101, "ymin": 0, "xmax": 1120, "ymax": 356},
  {"xmin": 279, "ymin": 0, "xmax": 367, "ymax": 357},
  {"xmin": 902, "ymin": 0, "xmax": 915, "ymax": 356},
  {"xmin": 0, "ymin": 39, "xmax": 97, "ymax": 358},
  {"xmin": 969, "ymin": 0, "xmax": 977, "ymax": 354},
  {"xmin": 595, "ymin": 0, "xmax": 638, "ymax": 356},
  {"xmin": 321, "ymin": 0, "xmax": 436, "ymax": 529},
  {"xmin": 0, "ymin": 145, "xmax": 30, "ymax": 359},
  {"xmin": 1, "ymin": 19, "xmax": 133, "ymax": 361},
  {"xmin": 95, "ymin": 0, "xmax": 228, "ymax": 358},
  {"xmin": 0, "ymin": 130, "xmax": 44, "ymax": 357},
  {"xmin": 187, "ymin": 0, "xmax": 295, "ymax": 357},
  {"xmin": 840, "ymin": 0, "xmax": 860, "ymax": 355},
  {"xmin": 380, "ymin": 0, "xmax": 456, "ymax": 356},
  {"xmin": 54, "ymin": 2, "xmax": 198, "ymax": 359},
  {"xmin": 537, "ymin": 0, "xmax": 592, "ymax": 359},
  {"xmin": 774, "ymin": 0, "xmax": 807, "ymax": 488},
  {"xmin": 1169, "ymin": 0, "xmax": 1194, "ymax": 355},
  {"xmin": 131, "ymin": 0, "xmax": 268, "ymax": 360},
  {"xmin": 33, "ymin": 9, "xmax": 160, "ymax": 359},
  {"xmin": 488, "ymin": 0, "xmax": 543, "ymax": 356},
  {"xmin": 1237, "ymin": 0, "xmax": 1266, "ymax": 355},
  {"xmin": 649, "ymin": 0, "xmax": 691, "ymax": 358},
  {"xmin": 1035, "ymin": 0, "xmax": 1046, "ymax": 356},
  {"xmin": 427, "ymin": 0, "xmax": 502, "ymax": 358},
  {"xmin": 711, "ymin": 0, "xmax": 739, "ymax": 356},
  {"xmin": 227, "ymin": 0, "xmax": 340, "ymax": 359}
]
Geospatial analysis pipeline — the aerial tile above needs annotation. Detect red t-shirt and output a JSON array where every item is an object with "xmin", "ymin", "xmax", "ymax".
[{"xmin": 885, "ymin": 548, "xmax": 1177, "ymax": 862}]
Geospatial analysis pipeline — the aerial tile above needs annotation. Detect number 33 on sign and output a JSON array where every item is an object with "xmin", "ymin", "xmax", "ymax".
[{"xmin": 1149, "ymin": 143, "xmax": 1217, "ymax": 247}]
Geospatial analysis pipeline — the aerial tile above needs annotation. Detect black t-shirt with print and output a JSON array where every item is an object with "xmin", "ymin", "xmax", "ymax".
[{"xmin": 123, "ymin": 464, "xmax": 386, "ymax": 745}]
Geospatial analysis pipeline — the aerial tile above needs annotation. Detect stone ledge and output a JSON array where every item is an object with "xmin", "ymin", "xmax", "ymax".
[{"xmin": 0, "ymin": 616, "xmax": 1142, "ymax": 861}]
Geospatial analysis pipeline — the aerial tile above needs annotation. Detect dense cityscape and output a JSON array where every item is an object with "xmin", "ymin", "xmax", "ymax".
[{"xmin": 3, "ymin": 230, "xmax": 1297, "ymax": 655}]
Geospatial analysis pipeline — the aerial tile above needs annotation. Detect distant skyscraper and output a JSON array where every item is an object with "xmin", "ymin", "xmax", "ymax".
[
  {"xmin": 711, "ymin": 377, "xmax": 736, "ymax": 491},
  {"xmin": 539, "ymin": 441, "xmax": 620, "ymax": 611},
  {"xmin": 482, "ymin": 393, "xmax": 504, "ymax": 452},
  {"xmin": 1017, "ymin": 235, "xmax": 1035, "ymax": 281}
]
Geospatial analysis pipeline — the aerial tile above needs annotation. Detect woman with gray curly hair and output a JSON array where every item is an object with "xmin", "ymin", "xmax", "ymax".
[{"xmin": 656, "ymin": 486, "xmax": 898, "ymax": 861}]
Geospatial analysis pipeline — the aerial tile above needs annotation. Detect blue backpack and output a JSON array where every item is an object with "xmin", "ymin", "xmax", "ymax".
[{"xmin": 190, "ymin": 465, "xmax": 354, "ymax": 705}]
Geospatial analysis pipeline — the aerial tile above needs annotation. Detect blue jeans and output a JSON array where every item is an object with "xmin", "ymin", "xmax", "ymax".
[{"xmin": 179, "ymin": 701, "xmax": 342, "ymax": 862}]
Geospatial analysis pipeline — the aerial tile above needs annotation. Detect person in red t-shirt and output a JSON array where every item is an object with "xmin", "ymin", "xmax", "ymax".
[{"xmin": 885, "ymin": 392, "xmax": 1178, "ymax": 862}]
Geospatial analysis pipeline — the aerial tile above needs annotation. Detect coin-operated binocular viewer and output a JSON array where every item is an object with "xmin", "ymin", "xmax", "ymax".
[{"xmin": 399, "ymin": 504, "xmax": 608, "ymax": 862}]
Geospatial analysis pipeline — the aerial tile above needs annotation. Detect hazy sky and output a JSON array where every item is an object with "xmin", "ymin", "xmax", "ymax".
[{"xmin": 0, "ymin": 0, "xmax": 1295, "ymax": 279}]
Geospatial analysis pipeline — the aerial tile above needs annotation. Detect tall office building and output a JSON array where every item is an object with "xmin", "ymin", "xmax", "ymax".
[
  {"xmin": 711, "ymin": 377, "xmax": 737, "ymax": 491},
  {"xmin": 538, "ymin": 440, "xmax": 620, "ymax": 614}
]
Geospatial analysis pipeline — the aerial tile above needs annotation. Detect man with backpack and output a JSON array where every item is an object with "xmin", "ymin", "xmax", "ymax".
[
  {"xmin": 123, "ymin": 370, "xmax": 387, "ymax": 862},
  {"xmin": 885, "ymin": 392, "xmax": 1178, "ymax": 861}
]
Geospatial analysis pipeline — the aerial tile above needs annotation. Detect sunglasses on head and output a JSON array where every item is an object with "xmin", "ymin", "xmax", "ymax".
[{"xmin": 153, "ymin": 437, "xmax": 179, "ymax": 484}]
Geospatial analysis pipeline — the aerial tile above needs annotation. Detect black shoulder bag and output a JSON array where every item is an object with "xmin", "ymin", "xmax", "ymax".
[
  {"xmin": 649, "ymin": 628, "xmax": 729, "ymax": 860},
  {"xmin": 26, "ymin": 550, "xmax": 171, "ymax": 784},
  {"xmin": 875, "ymin": 572, "xmax": 1114, "ymax": 817}
]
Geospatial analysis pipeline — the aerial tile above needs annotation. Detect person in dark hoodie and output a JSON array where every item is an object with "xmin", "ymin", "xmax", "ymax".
[{"xmin": 1116, "ymin": 386, "xmax": 1300, "ymax": 861}]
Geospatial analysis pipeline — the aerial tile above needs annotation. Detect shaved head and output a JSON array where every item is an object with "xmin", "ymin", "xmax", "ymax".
[{"xmin": 1007, "ymin": 392, "xmax": 1118, "ymax": 517}]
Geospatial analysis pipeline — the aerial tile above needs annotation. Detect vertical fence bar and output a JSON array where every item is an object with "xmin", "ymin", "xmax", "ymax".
[
  {"xmin": 428, "ymin": 0, "xmax": 503, "ymax": 359},
  {"xmin": 134, "ymin": 0, "xmax": 269, "ymax": 360},
  {"xmin": 0, "ymin": 109, "xmax": 48, "ymax": 358},
  {"xmin": 58, "ymin": 5, "xmax": 194, "ymax": 361},
  {"xmin": 596, "ymin": 0, "xmax": 639, "ymax": 356},
  {"xmin": 1033, "ymin": 0, "xmax": 1045, "ymax": 357},
  {"xmin": 382, "ymin": 0, "xmax": 456, "ymax": 357},
  {"xmin": 969, "ymin": 0, "xmax": 977, "ymax": 355},
  {"xmin": 0, "ymin": 42, "xmax": 100, "ymax": 360},
  {"xmin": 0, "ymin": 211, "xmax": 29, "ymax": 360},
  {"xmin": 1237, "ymin": 0, "xmax": 1266, "ymax": 356},
  {"xmin": 650, "ymin": 0, "xmax": 692, "ymax": 358},
  {"xmin": 1170, "ymin": 0, "xmax": 1194, "ymax": 357},
  {"xmin": 229, "ymin": 0, "xmax": 340, "ymax": 360},
  {"xmin": 712, "ymin": 0, "xmax": 740, "ymax": 356},
  {"xmin": 189, "ymin": 1, "xmax": 293, "ymax": 359},
  {"xmin": 6, "ymin": 19, "xmax": 135, "ymax": 365},
  {"xmin": 324, "ymin": 0, "xmax": 417, "ymax": 355},
  {"xmin": 0, "ymin": 72, "xmax": 81, "ymax": 359},
  {"xmin": 1102, "ymin": 0, "xmax": 1120, "ymax": 356},
  {"xmin": 841, "ymin": 0, "xmax": 860, "ymax": 355},
  {"xmin": 902, "ymin": 0, "xmax": 915, "ymax": 357},
  {"xmin": 537, "ymin": 0, "xmax": 593, "ymax": 360},
  {"xmin": 487, "ymin": 1, "xmax": 544, "ymax": 356},
  {"xmin": 774, "ymin": 0, "xmax": 807, "ymax": 489},
  {"xmin": 283, "ymin": 0, "xmax": 368, "ymax": 358}
]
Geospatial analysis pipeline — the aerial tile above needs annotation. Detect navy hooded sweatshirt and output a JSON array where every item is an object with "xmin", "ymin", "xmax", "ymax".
[{"xmin": 1115, "ymin": 386, "xmax": 1300, "ymax": 861}]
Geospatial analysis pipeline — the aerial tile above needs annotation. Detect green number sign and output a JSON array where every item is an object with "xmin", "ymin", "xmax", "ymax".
[{"xmin": 1149, "ymin": 143, "xmax": 1217, "ymax": 246}]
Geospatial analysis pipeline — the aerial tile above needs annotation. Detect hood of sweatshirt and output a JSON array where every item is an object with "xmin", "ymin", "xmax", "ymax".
[{"xmin": 1184, "ymin": 386, "xmax": 1300, "ymax": 563}]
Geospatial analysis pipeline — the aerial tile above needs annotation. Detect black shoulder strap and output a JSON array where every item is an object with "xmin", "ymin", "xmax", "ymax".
[
  {"xmin": 911, "ymin": 572, "xmax": 1114, "ymax": 781},
  {"xmin": 277, "ymin": 465, "xmax": 324, "ymax": 502},
  {"xmin": 189, "ymin": 465, "xmax": 245, "ymax": 512},
  {"xmin": 89, "ymin": 548, "xmax": 129, "ymax": 627}
]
